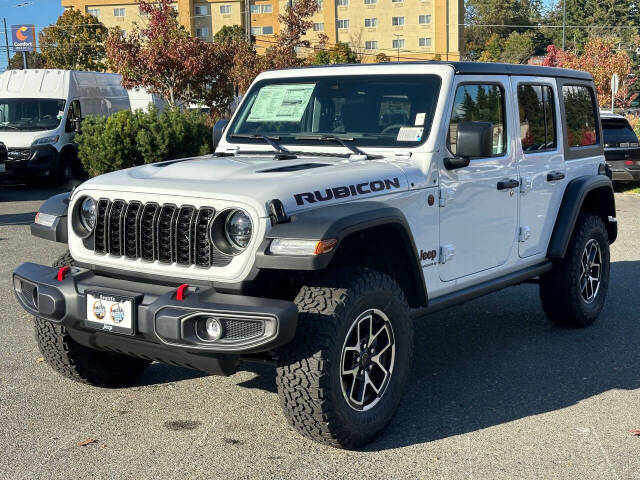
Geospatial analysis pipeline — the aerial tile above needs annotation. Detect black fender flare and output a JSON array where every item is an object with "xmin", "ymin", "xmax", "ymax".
[
  {"xmin": 30, "ymin": 192, "xmax": 70, "ymax": 243},
  {"xmin": 255, "ymin": 201, "xmax": 426, "ymax": 303},
  {"xmin": 547, "ymin": 175, "xmax": 617, "ymax": 259}
]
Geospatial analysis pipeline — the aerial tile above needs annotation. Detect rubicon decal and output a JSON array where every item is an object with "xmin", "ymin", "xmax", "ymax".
[{"xmin": 294, "ymin": 177, "xmax": 401, "ymax": 206}]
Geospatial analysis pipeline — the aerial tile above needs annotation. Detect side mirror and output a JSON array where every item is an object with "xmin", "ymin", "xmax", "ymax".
[
  {"xmin": 73, "ymin": 118, "xmax": 82, "ymax": 134},
  {"xmin": 445, "ymin": 121, "xmax": 494, "ymax": 170},
  {"xmin": 212, "ymin": 119, "xmax": 229, "ymax": 152},
  {"xmin": 66, "ymin": 118, "xmax": 81, "ymax": 133}
]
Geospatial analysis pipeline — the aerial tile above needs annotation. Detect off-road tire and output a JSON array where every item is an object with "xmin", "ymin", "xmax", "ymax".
[
  {"xmin": 540, "ymin": 214, "xmax": 610, "ymax": 327},
  {"xmin": 276, "ymin": 267, "xmax": 414, "ymax": 449},
  {"xmin": 34, "ymin": 251, "xmax": 151, "ymax": 387}
]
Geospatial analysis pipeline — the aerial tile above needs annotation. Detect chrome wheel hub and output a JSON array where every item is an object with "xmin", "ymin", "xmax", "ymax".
[
  {"xmin": 340, "ymin": 308, "xmax": 395, "ymax": 411},
  {"xmin": 580, "ymin": 238, "xmax": 602, "ymax": 304}
]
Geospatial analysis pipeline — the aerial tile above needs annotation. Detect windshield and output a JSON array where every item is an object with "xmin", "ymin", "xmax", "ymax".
[
  {"xmin": 228, "ymin": 74, "xmax": 441, "ymax": 148},
  {"xmin": 602, "ymin": 119, "xmax": 638, "ymax": 146},
  {"xmin": 0, "ymin": 98, "xmax": 66, "ymax": 131}
]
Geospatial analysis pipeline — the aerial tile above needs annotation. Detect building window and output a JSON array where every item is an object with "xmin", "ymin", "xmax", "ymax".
[
  {"xmin": 391, "ymin": 16, "xmax": 404, "ymax": 26},
  {"xmin": 250, "ymin": 4, "xmax": 273, "ymax": 13},
  {"xmin": 87, "ymin": 8, "xmax": 100, "ymax": 17},
  {"xmin": 392, "ymin": 38, "xmax": 405, "ymax": 48},
  {"xmin": 251, "ymin": 26, "xmax": 274, "ymax": 34},
  {"xmin": 419, "ymin": 14, "xmax": 431, "ymax": 24},
  {"xmin": 336, "ymin": 19, "xmax": 350, "ymax": 29},
  {"xmin": 337, "ymin": 0, "xmax": 349, "ymax": 6},
  {"xmin": 418, "ymin": 37, "xmax": 432, "ymax": 47},
  {"xmin": 392, "ymin": 0, "xmax": 403, "ymax": 3},
  {"xmin": 313, "ymin": 22, "xmax": 324, "ymax": 31},
  {"xmin": 365, "ymin": 40, "xmax": 378, "ymax": 50},
  {"xmin": 220, "ymin": 5, "xmax": 232, "ymax": 14},
  {"xmin": 113, "ymin": 7, "xmax": 125, "ymax": 17},
  {"xmin": 364, "ymin": 18, "xmax": 377, "ymax": 27},
  {"xmin": 194, "ymin": 4, "xmax": 208, "ymax": 15},
  {"xmin": 364, "ymin": 0, "xmax": 377, "ymax": 4},
  {"xmin": 195, "ymin": 27, "xmax": 209, "ymax": 38}
]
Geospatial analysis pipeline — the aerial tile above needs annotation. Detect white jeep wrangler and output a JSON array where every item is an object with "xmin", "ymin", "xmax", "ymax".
[{"xmin": 14, "ymin": 62, "xmax": 617, "ymax": 449}]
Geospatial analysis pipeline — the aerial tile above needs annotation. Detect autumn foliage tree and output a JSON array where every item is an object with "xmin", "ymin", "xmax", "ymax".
[
  {"xmin": 543, "ymin": 39, "xmax": 634, "ymax": 108},
  {"xmin": 106, "ymin": 0, "xmax": 234, "ymax": 114}
]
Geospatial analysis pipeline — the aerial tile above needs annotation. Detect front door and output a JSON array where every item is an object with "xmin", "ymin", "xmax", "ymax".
[
  {"xmin": 511, "ymin": 77, "xmax": 566, "ymax": 258},
  {"xmin": 438, "ymin": 76, "xmax": 519, "ymax": 281}
]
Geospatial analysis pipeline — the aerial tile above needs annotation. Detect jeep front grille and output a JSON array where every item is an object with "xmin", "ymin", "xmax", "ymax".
[{"xmin": 93, "ymin": 199, "xmax": 232, "ymax": 268}]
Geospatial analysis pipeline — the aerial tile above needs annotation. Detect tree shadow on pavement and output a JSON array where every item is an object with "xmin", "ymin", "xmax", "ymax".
[
  {"xmin": 367, "ymin": 259, "xmax": 640, "ymax": 451},
  {"xmin": 231, "ymin": 260, "xmax": 640, "ymax": 450},
  {"xmin": 0, "ymin": 186, "xmax": 67, "ymax": 203},
  {"xmin": 0, "ymin": 212, "xmax": 37, "ymax": 226}
]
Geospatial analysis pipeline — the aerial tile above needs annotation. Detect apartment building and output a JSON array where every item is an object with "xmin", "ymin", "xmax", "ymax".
[{"xmin": 62, "ymin": 0, "xmax": 463, "ymax": 61}]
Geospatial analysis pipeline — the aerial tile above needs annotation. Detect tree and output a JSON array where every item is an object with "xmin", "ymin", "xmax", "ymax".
[
  {"xmin": 500, "ymin": 31, "xmax": 535, "ymax": 64},
  {"xmin": 214, "ymin": 25, "xmax": 249, "ymax": 43},
  {"xmin": 39, "ymin": 8, "xmax": 108, "ymax": 71},
  {"xmin": 543, "ymin": 39, "xmax": 634, "ymax": 107},
  {"xmin": 312, "ymin": 42, "xmax": 358, "ymax": 65},
  {"xmin": 8, "ymin": 51, "xmax": 45, "ymax": 69},
  {"xmin": 106, "ymin": 0, "xmax": 235, "ymax": 115},
  {"xmin": 264, "ymin": 0, "xmax": 320, "ymax": 69}
]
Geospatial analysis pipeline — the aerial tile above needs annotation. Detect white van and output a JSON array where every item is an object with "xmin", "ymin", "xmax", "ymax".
[
  {"xmin": 127, "ymin": 86, "xmax": 168, "ymax": 113},
  {"xmin": 0, "ymin": 69, "xmax": 130, "ymax": 185}
]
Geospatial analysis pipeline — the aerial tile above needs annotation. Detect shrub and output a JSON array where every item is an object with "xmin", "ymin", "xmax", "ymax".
[{"xmin": 76, "ymin": 106, "xmax": 211, "ymax": 177}]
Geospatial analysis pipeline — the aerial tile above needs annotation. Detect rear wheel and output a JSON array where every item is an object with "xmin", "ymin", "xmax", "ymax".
[
  {"xmin": 34, "ymin": 251, "xmax": 151, "ymax": 387},
  {"xmin": 276, "ymin": 267, "xmax": 413, "ymax": 449},
  {"xmin": 540, "ymin": 214, "xmax": 610, "ymax": 327}
]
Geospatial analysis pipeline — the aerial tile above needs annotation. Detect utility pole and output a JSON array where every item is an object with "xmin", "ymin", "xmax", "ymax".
[
  {"xmin": 3, "ymin": 19, "xmax": 9, "ymax": 66},
  {"xmin": 22, "ymin": 51, "xmax": 27, "ymax": 69},
  {"xmin": 562, "ymin": 0, "xmax": 566, "ymax": 50}
]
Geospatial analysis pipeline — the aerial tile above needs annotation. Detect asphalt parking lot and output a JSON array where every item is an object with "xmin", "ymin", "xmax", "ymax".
[{"xmin": 0, "ymin": 187, "xmax": 639, "ymax": 480}]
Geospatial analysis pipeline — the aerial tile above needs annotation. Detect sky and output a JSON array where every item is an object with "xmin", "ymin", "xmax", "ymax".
[{"xmin": 0, "ymin": 0, "xmax": 64, "ymax": 72}]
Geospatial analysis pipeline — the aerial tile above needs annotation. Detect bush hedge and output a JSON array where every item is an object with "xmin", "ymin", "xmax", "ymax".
[{"xmin": 76, "ymin": 106, "xmax": 212, "ymax": 177}]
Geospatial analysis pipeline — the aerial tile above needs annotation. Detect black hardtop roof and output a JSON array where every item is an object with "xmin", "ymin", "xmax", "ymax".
[{"xmin": 282, "ymin": 61, "xmax": 593, "ymax": 81}]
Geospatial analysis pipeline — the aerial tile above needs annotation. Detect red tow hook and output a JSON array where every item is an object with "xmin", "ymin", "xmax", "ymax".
[
  {"xmin": 57, "ymin": 266, "xmax": 71, "ymax": 282},
  {"xmin": 176, "ymin": 284, "xmax": 189, "ymax": 301}
]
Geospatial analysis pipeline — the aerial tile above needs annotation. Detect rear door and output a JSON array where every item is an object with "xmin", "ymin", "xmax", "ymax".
[
  {"xmin": 511, "ymin": 77, "xmax": 566, "ymax": 258},
  {"xmin": 438, "ymin": 76, "xmax": 519, "ymax": 281}
]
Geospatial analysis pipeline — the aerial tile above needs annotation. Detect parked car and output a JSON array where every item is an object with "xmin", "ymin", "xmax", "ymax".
[
  {"xmin": 600, "ymin": 111, "xmax": 640, "ymax": 183},
  {"xmin": 14, "ymin": 62, "xmax": 617, "ymax": 449},
  {"xmin": 0, "ymin": 69, "xmax": 130, "ymax": 186}
]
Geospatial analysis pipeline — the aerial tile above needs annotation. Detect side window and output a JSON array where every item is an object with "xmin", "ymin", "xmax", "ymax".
[
  {"xmin": 517, "ymin": 84, "xmax": 556, "ymax": 152},
  {"xmin": 69, "ymin": 99, "xmax": 82, "ymax": 120},
  {"xmin": 562, "ymin": 85, "xmax": 598, "ymax": 147},
  {"xmin": 448, "ymin": 84, "xmax": 506, "ymax": 157}
]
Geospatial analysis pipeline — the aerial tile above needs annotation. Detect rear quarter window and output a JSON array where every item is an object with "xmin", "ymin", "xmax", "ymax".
[{"xmin": 562, "ymin": 85, "xmax": 598, "ymax": 147}]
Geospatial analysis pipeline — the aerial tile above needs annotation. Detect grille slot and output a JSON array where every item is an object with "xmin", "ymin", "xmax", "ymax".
[
  {"xmin": 92, "ymin": 200, "xmax": 232, "ymax": 267},
  {"xmin": 221, "ymin": 319, "xmax": 264, "ymax": 340}
]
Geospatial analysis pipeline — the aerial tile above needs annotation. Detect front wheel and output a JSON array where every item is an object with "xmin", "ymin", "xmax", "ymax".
[
  {"xmin": 540, "ymin": 213, "xmax": 610, "ymax": 327},
  {"xmin": 276, "ymin": 267, "xmax": 414, "ymax": 449}
]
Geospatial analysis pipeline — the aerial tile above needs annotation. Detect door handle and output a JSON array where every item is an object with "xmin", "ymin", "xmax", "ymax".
[
  {"xmin": 497, "ymin": 179, "xmax": 520, "ymax": 190},
  {"xmin": 546, "ymin": 171, "xmax": 565, "ymax": 182}
]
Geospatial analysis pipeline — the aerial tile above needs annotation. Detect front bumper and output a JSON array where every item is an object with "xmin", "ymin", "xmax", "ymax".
[
  {"xmin": 1, "ymin": 145, "xmax": 59, "ymax": 182},
  {"xmin": 13, "ymin": 262, "xmax": 298, "ymax": 375}
]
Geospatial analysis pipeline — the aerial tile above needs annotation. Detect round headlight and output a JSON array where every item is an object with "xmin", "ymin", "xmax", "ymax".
[
  {"xmin": 224, "ymin": 209, "xmax": 252, "ymax": 250},
  {"xmin": 80, "ymin": 197, "xmax": 97, "ymax": 231}
]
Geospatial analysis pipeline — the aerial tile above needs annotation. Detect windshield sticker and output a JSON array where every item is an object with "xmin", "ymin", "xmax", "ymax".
[
  {"xmin": 247, "ymin": 84, "xmax": 316, "ymax": 123},
  {"xmin": 414, "ymin": 113, "xmax": 426, "ymax": 126},
  {"xmin": 397, "ymin": 127, "xmax": 423, "ymax": 142}
]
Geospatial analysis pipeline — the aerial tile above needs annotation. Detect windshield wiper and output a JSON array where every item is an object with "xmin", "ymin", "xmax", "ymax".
[
  {"xmin": 294, "ymin": 135, "xmax": 377, "ymax": 159},
  {"xmin": 229, "ymin": 134, "xmax": 296, "ymax": 159}
]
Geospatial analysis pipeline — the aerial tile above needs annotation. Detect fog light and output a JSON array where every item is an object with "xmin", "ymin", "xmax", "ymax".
[{"xmin": 205, "ymin": 317, "xmax": 223, "ymax": 340}]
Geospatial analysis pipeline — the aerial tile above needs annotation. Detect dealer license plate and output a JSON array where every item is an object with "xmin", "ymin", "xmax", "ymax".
[{"xmin": 85, "ymin": 292, "xmax": 135, "ymax": 335}]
